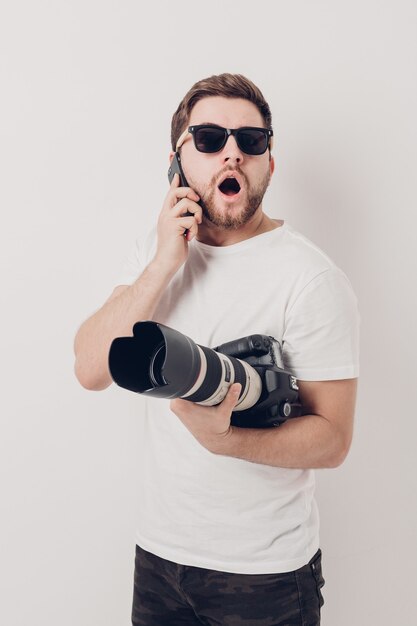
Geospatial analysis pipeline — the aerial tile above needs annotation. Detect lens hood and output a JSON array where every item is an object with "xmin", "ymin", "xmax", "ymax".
[{"xmin": 109, "ymin": 321, "xmax": 201, "ymax": 399}]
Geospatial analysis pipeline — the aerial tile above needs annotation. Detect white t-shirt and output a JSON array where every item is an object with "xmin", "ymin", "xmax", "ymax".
[{"xmin": 117, "ymin": 221, "xmax": 360, "ymax": 574}]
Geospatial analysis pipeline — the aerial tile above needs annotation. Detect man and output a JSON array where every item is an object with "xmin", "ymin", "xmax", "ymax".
[{"xmin": 74, "ymin": 73, "xmax": 359, "ymax": 625}]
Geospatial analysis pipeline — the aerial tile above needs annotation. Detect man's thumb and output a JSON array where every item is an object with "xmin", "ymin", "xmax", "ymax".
[{"xmin": 228, "ymin": 383, "xmax": 241, "ymax": 406}]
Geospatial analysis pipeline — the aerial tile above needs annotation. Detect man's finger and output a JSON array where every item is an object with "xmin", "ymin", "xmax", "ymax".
[
  {"xmin": 221, "ymin": 384, "xmax": 242, "ymax": 412},
  {"xmin": 170, "ymin": 172, "xmax": 180, "ymax": 188},
  {"xmin": 170, "ymin": 197, "xmax": 201, "ymax": 218}
]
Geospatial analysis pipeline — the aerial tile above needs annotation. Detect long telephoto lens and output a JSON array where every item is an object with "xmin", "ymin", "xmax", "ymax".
[{"xmin": 109, "ymin": 321, "xmax": 262, "ymax": 411}]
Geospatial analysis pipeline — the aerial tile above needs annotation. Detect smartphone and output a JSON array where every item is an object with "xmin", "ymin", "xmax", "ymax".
[
  {"xmin": 167, "ymin": 153, "xmax": 201, "ymax": 234},
  {"xmin": 167, "ymin": 152, "xmax": 190, "ymax": 187}
]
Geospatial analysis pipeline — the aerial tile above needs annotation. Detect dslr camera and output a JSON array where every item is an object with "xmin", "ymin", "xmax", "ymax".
[{"xmin": 109, "ymin": 321, "xmax": 302, "ymax": 428}]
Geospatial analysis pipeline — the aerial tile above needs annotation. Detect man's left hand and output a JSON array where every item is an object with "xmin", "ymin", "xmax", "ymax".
[{"xmin": 170, "ymin": 383, "xmax": 241, "ymax": 454}]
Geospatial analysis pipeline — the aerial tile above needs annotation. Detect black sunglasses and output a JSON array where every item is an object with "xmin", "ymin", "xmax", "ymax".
[{"xmin": 176, "ymin": 124, "xmax": 273, "ymax": 155}]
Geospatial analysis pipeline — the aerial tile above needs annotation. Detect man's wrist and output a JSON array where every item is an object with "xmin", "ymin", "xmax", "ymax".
[{"xmin": 143, "ymin": 257, "xmax": 177, "ymax": 285}]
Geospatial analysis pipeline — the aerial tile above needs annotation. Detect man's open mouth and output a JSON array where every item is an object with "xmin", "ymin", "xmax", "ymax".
[{"xmin": 217, "ymin": 175, "xmax": 242, "ymax": 197}]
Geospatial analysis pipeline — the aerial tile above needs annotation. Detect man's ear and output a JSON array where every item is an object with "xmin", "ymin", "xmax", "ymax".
[{"xmin": 169, "ymin": 151, "xmax": 175, "ymax": 163}]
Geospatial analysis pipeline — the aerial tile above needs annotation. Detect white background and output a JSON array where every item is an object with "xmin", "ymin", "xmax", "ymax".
[{"xmin": 1, "ymin": 1, "xmax": 416, "ymax": 624}]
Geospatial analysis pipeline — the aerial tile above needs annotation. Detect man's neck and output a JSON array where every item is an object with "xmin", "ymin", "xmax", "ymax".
[{"xmin": 196, "ymin": 210, "xmax": 283, "ymax": 247}]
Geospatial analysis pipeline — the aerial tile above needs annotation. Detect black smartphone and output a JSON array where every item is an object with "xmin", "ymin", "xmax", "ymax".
[
  {"xmin": 167, "ymin": 153, "xmax": 201, "ymax": 234},
  {"xmin": 167, "ymin": 152, "xmax": 190, "ymax": 187}
]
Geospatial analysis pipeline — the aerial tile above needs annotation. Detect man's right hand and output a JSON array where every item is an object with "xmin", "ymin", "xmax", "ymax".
[
  {"xmin": 74, "ymin": 174, "xmax": 202, "ymax": 391},
  {"xmin": 153, "ymin": 173, "xmax": 202, "ymax": 276}
]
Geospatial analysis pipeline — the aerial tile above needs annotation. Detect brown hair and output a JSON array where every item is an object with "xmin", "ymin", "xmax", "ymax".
[{"xmin": 170, "ymin": 73, "xmax": 273, "ymax": 151}]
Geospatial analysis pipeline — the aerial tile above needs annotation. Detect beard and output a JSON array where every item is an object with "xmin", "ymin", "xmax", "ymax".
[{"xmin": 188, "ymin": 166, "xmax": 271, "ymax": 230}]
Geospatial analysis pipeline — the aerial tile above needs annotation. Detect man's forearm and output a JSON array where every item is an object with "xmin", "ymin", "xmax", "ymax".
[
  {"xmin": 74, "ymin": 261, "xmax": 173, "ymax": 390},
  {"xmin": 217, "ymin": 414, "xmax": 350, "ymax": 469},
  {"xmin": 171, "ymin": 379, "xmax": 355, "ymax": 470}
]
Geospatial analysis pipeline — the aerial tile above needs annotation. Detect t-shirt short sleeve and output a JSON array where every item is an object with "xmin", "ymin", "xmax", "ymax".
[
  {"xmin": 282, "ymin": 267, "xmax": 360, "ymax": 381},
  {"xmin": 116, "ymin": 228, "xmax": 157, "ymax": 286}
]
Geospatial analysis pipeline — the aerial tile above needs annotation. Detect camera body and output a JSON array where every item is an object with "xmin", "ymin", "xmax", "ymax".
[{"xmin": 214, "ymin": 334, "xmax": 301, "ymax": 428}]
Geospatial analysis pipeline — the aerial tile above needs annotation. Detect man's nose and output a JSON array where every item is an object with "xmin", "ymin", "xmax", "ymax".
[{"xmin": 221, "ymin": 135, "xmax": 244, "ymax": 164}]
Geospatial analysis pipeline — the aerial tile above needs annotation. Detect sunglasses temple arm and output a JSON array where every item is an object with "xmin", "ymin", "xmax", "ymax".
[{"xmin": 175, "ymin": 128, "xmax": 190, "ymax": 152}]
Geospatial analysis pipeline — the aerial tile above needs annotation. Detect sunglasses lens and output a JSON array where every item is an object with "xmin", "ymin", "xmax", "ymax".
[
  {"xmin": 237, "ymin": 129, "xmax": 268, "ymax": 155},
  {"xmin": 192, "ymin": 126, "xmax": 270, "ymax": 155},
  {"xmin": 194, "ymin": 127, "xmax": 226, "ymax": 153}
]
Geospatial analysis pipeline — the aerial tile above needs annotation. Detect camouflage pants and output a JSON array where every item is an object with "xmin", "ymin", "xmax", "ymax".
[{"xmin": 132, "ymin": 545, "xmax": 325, "ymax": 625}]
